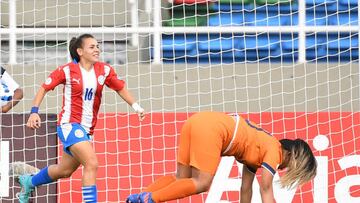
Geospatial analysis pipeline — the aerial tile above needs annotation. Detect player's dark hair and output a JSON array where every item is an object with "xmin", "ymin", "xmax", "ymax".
[{"xmin": 69, "ymin": 34, "xmax": 95, "ymax": 63}]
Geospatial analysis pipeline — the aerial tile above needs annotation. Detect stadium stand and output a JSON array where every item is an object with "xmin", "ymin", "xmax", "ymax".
[{"xmin": 158, "ymin": 0, "xmax": 359, "ymax": 63}]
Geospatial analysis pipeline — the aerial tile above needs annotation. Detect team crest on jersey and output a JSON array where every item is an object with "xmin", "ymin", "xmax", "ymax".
[
  {"xmin": 98, "ymin": 75, "xmax": 105, "ymax": 85},
  {"xmin": 45, "ymin": 77, "xmax": 52, "ymax": 85}
]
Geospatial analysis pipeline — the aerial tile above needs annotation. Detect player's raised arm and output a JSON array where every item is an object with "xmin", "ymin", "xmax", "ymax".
[
  {"xmin": 117, "ymin": 87, "xmax": 145, "ymax": 121},
  {"xmin": 104, "ymin": 64, "xmax": 145, "ymax": 122}
]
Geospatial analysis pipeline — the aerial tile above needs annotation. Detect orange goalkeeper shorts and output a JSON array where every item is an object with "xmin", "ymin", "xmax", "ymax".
[{"xmin": 177, "ymin": 112, "xmax": 235, "ymax": 175}]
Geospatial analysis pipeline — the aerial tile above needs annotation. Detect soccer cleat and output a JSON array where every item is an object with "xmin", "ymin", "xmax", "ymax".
[
  {"xmin": 126, "ymin": 193, "xmax": 140, "ymax": 203},
  {"xmin": 17, "ymin": 175, "xmax": 34, "ymax": 203},
  {"xmin": 139, "ymin": 192, "xmax": 155, "ymax": 203}
]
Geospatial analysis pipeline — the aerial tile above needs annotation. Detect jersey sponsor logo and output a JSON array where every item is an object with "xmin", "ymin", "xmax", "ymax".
[
  {"xmin": 45, "ymin": 77, "xmax": 52, "ymax": 85},
  {"xmin": 72, "ymin": 78, "xmax": 81, "ymax": 85},
  {"xmin": 98, "ymin": 75, "xmax": 105, "ymax": 85},
  {"xmin": 74, "ymin": 129, "xmax": 85, "ymax": 138}
]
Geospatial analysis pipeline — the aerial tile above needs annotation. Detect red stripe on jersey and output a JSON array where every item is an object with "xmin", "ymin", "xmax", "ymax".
[
  {"xmin": 69, "ymin": 64, "xmax": 83, "ymax": 124},
  {"xmin": 92, "ymin": 63, "xmax": 105, "ymax": 132}
]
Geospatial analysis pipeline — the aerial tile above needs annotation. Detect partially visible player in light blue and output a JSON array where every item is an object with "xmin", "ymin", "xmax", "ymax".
[
  {"xmin": 18, "ymin": 34, "xmax": 145, "ymax": 203},
  {"xmin": 0, "ymin": 66, "xmax": 23, "ymax": 113}
]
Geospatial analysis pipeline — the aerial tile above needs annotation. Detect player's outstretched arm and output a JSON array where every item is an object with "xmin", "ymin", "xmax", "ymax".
[
  {"xmin": 27, "ymin": 87, "xmax": 48, "ymax": 129},
  {"xmin": 117, "ymin": 88, "xmax": 145, "ymax": 121}
]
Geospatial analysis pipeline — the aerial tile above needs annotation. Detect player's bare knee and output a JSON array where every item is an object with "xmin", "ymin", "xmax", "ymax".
[
  {"xmin": 84, "ymin": 158, "xmax": 98, "ymax": 172},
  {"xmin": 193, "ymin": 178, "xmax": 212, "ymax": 193},
  {"xmin": 60, "ymin": 169, "xmax": 75, "ymax": 178},
  {"xmin": 53, "ymin": 165, "xmax": 75, "ymax": 179}
]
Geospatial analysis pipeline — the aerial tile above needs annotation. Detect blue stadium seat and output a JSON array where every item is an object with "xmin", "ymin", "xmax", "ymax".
[
  {"xmin": 305, "ymin": 0, "xmax": 337, "ymax": 5},
  {"xmin": 337, "ymin": 0, "xmax": 358, "ymax": 11},
  {"xmin": 305, "ymin": 34, "xmax": 327, "ymax": 61},
  {"xmin": 210, "ymin": 6, "xmax": 297, "ymax": 27},
  {"xmin": 306, "ymin": 0, "xmax": 337, "ymax": 13},
  {"xmin": 197, "ymin": 34, "xmax": 243, "ymax": 63},
  {"xmin": 208, "ymin": 12, "xmax": 244, "ymax": 26},
  {"xmin": 306, "ymin": 11, "xmax": 331, "ymax": 25},
  {"xmin": 326, "ymin": 33, "xmax": 359, "ymax": 61},
  {"xmin": 239, "ymin": 34, "xmax": 281, "ymax": 61},
  {"xmin": 161, "ymin": 34, "xmax": 198, "ymax": 59},
  {"xmin": 255, "ymin": 3, "xmax": 298, "ymax": 12},
  {"xmin": 286, "ymin": 13, "xmax": 332, "ymax": 26},
  {"xmin": 329, "ymin": 12, "xmax": 358, "ymax": 25},
  {"xmin": 327, "ymin": 35, "xmax": 358, "ymax": 50},
  {"xmin": 241, "ymin": 11, "xmax": 290, "ymax": 26},
  {"xmin": 212, "ymin": 1, "xmax": 254, "ymax": 12},
  {"xmin": 280, "ymin": 34, "xmax": 299, "ymax": 62},
  {"xmin": 251, "ymin": 12, "xmax": 287, "ymax": 26},
  {"xmin": 198, "ymin": 34, "xmax": 241, "ymax": 51},
  {"xmin": 339, "ymin": 0, "xmax": 358, "ymax": 7}
]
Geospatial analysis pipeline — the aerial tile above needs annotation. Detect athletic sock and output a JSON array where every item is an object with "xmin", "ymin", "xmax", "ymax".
[
  {"xmin": 31, "ymin": 167, "xmax": 53, "ymax": 187},
  {"xmin": 152, "ymin": 178, "xmax": 197, "ymax": 202},
  {"xmin": 82, "ymin": 185, "xmax": 97, "ymax": 203},
  {"xmin": 144, "ymin": 176, "xmax": 176, "ymax": 192}
]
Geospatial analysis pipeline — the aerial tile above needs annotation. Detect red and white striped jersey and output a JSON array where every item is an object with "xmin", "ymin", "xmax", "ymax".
[{"xmin": 42, "ymin": 61, "xmax": 125, "ymax": 134}]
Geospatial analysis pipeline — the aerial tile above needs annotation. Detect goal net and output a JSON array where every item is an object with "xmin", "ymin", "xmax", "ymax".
[{"xmin": 0, "ymin": 0, "xmax": 359, "ymax": 202}]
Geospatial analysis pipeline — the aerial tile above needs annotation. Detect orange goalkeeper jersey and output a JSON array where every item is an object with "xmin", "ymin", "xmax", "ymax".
[{"xmin": 177, "ymin": 112, "xmax": 282, "ymax": 175}]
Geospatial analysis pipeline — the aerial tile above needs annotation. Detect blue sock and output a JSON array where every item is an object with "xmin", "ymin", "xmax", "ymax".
[
  {"xmin": 82, "ymin": 185, "xmax": 97, "ymax": 203},
  {"xmin": 31, "ymin": 167, "xmax": 53, "ymax": 187}
]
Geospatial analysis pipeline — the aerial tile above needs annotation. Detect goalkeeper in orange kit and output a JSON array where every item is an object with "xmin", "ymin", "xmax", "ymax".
[{"xmin": 127, "ymin": 111, "xmax": 317, "ymax": 203}]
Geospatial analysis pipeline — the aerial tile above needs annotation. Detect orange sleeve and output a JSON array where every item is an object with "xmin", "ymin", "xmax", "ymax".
[{"xmin": 261, "ymin": 147, "xmax": 282, "ymax": 176}]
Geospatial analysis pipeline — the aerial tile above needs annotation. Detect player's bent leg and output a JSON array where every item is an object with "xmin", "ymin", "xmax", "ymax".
[
  {"xmin": 139, "ymin": 177, "xmax": 197, "ymax": 203},
  {"xmin": 69, "ymin": 141, "xmax": 98, "ymax": 185},
  {"xmin": 144, "ymin": 176, "xmax": 177, "ymax": 193},
  {"xmin": 69, "ymin": 141, "xmax": 98, "ymax": 203},
  {"xmin": 47, "ymin": 151, "xmax": 81, "ymax": 180},
  {"xmin": 176, "ymin": 162, "xmax": 192, "ymax": 179},
  {"xmin": 190, "ymin": 166, "xmax": 214, "ymax": 193}
]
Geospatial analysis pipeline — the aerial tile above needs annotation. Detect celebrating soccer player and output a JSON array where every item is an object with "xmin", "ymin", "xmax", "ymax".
[
  {"xmin": 127, "ymin": 111, "xmax": 317, "ymax": 203},
  {"xmin": 18, "ymin": 34, "xmax": 145, "ymax": 203}
]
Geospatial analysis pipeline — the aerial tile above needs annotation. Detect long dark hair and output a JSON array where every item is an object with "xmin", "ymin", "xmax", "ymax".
[{"xmin": 69, "ymin": 34, "xmax": 95, "ymax": 63}]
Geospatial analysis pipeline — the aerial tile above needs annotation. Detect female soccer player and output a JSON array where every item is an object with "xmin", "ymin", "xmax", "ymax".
[
  {"xmin": 18, "ymin": 34, "xmax": 145, "ymax": 203},
  {"xmin": 127, "ymin": 112, "xmax": 317, "ymax": 203}
]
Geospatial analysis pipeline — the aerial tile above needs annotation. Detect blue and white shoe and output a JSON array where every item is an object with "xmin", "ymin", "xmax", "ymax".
[
  {"xmin": 17, "ymin": 175, "xmax": 34, "ymax": 203},
  {"xmin": 139, "ymin": 192, "xmax": 155, "ymax": 203},
  {"xmin": 126, "ymin": 193, "xmax": 140, "ymax": 203}
]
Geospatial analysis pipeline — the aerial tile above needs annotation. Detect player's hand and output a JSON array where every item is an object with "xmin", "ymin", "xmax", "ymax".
[
  {"xmin": 137, "ymin": 110, "xmax": 145, "ymax": 122},
  {"xmin": 132, "ymin": 102, "xmax": 145, "ymax": 122},
  {"xmin": 27, "ymin": 113, "xmax": 41, "ymax": 129}
]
